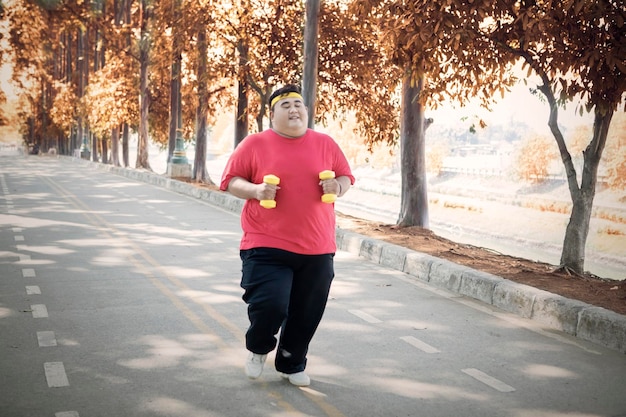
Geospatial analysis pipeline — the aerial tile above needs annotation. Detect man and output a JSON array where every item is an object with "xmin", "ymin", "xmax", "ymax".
[{"xmin": 220, "ymin": 84, "xmax": 354, "ymax": 386}]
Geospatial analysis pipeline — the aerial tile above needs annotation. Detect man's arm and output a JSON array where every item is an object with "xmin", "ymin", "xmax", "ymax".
[
  {"xmin": 227, "ymin": 176, "xmax": 279, "ymax": 201},
  {"xmin": 336, "ymin": 175, "xmax": 351, "ymax": 197}
]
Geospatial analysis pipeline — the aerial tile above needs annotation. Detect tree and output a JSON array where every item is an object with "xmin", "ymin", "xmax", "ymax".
[
  {"xmin": 397, "ymin": 73, "xmax": 428, "ymax": 226},
  {"xmin": 353, "ymin": 0, "xmax": 514, "ymax": 228},
  {"xmin": 486, "ymin": 0, "xmax": 626, "ymax": 274},
  {"xmin": 357, "ymin": 0, "xmax": 624, "ymax": 275},
  {"xmin": 515, "ymin": 133, "xmax": 558, "ymax": 182}
]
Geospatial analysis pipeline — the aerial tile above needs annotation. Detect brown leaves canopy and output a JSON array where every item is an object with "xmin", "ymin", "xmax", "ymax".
[
  {"xmin": 355, "ymin": 0, "xmax": 624, "ymax": 115},
  {"xmin": 83, "ymin": 54, "xmax": 140, "ymax": 139},
  {"xmin": 317, "ymin": 1, "xmax": 402, "ymax": 149},
  {"xmin": 49, "ymin": 82, "xmax": 78, "ymax": 136},
  {"xmin": 354, "ymin": 0, "xmax": 519, "ymax": 111},
  {"xmin": 491, "ymin": 0, "xmax": 625, "ymax": 113}
]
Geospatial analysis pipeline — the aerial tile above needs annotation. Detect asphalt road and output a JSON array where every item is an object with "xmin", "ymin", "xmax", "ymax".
[{"xmin": 1, "ymin": 154, "xmax": 625, "ymax": 417}]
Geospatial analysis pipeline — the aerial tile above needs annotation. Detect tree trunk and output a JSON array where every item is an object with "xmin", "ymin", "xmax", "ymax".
[
  {"xmin": 559, "ymin": 109, "xmax": 612, "ymax": 273},
  {"xmin": 234, "ymin": 39, "xmax": 249, "ymax": 147},
  {"xmin": 136, "ymin": 0, "xmax": 152, "ymax": 170},
  {"xmin": 121, "ymin": 0, "xmax": 131, "ymax": 168},
  {"xmin": 536, "ymin": 72, "xmax": 610, "ymax": 274},
  {"xmin": 397, "ymin": 72, "xmax": 429, "ymax": 228},
  {"xmin": 101, "ymin": 136, "xmax": 109, "ymax": 164},
  {"xmin": 302, "ymin": 0, "xmax": 320, "ymax": 128},
  {"xmin": 193, "ymin": 27, "xmax": 211, "ymax": 183},
  {"xmin": 111, "ymin": 125, "xmax": 121, "ymax": 166},
  {"xmin": 91, "ymin": 132, "xmax": 98, "ymax": 162},
  {"xmin": 122, "ymin": 122, "xmax": 130, "ymax": 167}
]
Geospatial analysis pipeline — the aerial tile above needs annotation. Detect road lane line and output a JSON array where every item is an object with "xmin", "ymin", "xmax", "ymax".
[
  {"xmin": 26, "ymin": 285, "xmax": 41, "ymax": 295},
  {"xmin": 14, "ymin": 235, "xmax": 24, "ymax": 241},
  {"xmin": 31, "ymin": 304, "xmax": 49, "ymax": 318},
  {"xmin": 42, "ymin": 174, "xmax": 349, "ymax": 417},
  {"xmin": 348, "ymin": 309, "xmax": 383, "ymax": 324},
  {"xmin": 12, "ymin": 227, "xmax": 22, "ymax": 233},
  {"xmin": 462, "ymin": 368, "xmax": 515, "ymax": 392},
  {"xmin": 400, "ymin": 336, "xmax": 440, "ymax": 353},
  {"xmin": 44, "ymin": 362, "xmax": 69, "ymax": 387},
  {"xmin": 56, "ymin": 412, "xmax": 80, "ymax": 417},
  {"xmin": 37, "ymin": 331, "xmax": 57, "ymax": 347},
  {"xmin": 22, "ymin": 268, "xmax": 36, "ymax": 278}
]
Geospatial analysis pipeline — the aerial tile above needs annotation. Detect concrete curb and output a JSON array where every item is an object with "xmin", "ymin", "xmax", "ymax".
[{"xmin": 77, "ymin": 158, "xmax": 626, "ymax": 354}]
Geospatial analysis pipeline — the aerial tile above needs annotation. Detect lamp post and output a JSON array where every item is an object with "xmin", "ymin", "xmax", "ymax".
[
  {"xmin": 166, "ymin": 129, "xmax": 191, "ymax": 178},
  {"xmin": 170, "ymin": 129, "xmax": 188, "ymax": 164},
  {"xmin": 80, "ymin": 133, "xmax": 90, "ymax": 159}
]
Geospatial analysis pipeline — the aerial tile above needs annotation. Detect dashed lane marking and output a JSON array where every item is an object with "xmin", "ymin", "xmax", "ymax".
[
  {"xmin": 44, "ymin": 362, "xmax": 69, "ymax": 387},
  {"xmin": 22, "ymin": 268, "xmax": 36, "ymax": 278},
  {"xmin": 56, "ymin": 412, "xmax": 80, "ymax": 417},
  {"xmin": 37, "ymin": 331, "xmax": 57, "ymax": 347},
  {"xmin": 26, "ymin": 285, "xmax": 41, "ymax": 295},
  {"xmin": 14, "ymin": 235, "xmax": 24, "ymax": 241},
  {"xmin": 31, "ymin": 304, "xmax": 49, "ymax": 318},
  {"xmin": 462, "ymin": 368, "xmax": 515, "ymax": 393},
  {"xmin": 348, "ymin": 309, "xmax": 383, "ymax": 324},
  {"xmin": 400, "ymin": 336, "xmax": 440, "ymax": 353}
]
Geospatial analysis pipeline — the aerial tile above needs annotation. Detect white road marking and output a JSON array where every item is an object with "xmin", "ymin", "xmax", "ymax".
[
  {"xmin": 400, "ymin": 336, "xmax": 440, "ymax": 353},
  {"xmin": 26, "ymin": 285, "xmax": 41, "ymax": 295},
  {"xmin": 348, "ymin": 309, "xmax": 382, "ymax": 324},
  {"xmin": 14, "ymin": 235, "xmax": 24, "ymax": 241},
  {"xmin": 22, "ymin": 268, "xmax": 36, "ymax": 278},
  {"xmin": 19, "ymin": 254, "xmax": 31, "ymax": 261},
  {"xmin": 37, "ymin": 331, "xmax": 57, "ymax": 347},
  {"xmin": 462, "ymin": 368, "xmax": 515, "ymax": 392},
  {"xmin": 31, "ymin": 304, "xmax": 49, "ymax": 318},
  {"xmin": 12, "ymin": 227, "xmax": 23, "ymax": 233},
  {"xmin": 44, "ymin": 362, "xmax": 69, "ymax": 387},
  {"xmin": 56, "ymin": 412, "xmax": 80, "ymax": 417}
]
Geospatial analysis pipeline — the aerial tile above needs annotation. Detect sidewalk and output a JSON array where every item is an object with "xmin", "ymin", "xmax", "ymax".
[{"xmin": 70, "ymin": 156, "xmax": 626, "ymax": 355}]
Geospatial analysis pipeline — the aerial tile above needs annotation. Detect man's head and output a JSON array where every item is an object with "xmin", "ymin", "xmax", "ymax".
[{"xmin": 269, "ymin": 84, "xmax": 308, "ymax": 138}]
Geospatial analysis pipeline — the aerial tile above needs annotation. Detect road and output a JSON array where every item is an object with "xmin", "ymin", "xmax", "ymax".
[{"xmin": 1, "ymin": 154, "xmax": 625, "ymax": 417}]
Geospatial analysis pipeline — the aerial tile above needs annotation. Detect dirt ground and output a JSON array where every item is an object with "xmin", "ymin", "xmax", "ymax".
[{"xmin": 336, "ymin": 213, "xmax": 626, "ymax": 316}]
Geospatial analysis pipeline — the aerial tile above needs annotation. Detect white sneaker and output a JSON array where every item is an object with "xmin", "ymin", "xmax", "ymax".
[
  {"xmin": 280, "ymin": 371, "xmax": 311, "ymax": 387},
  {"xmin": 245, "ymin": 353, "xmax": 267, "ymax": 379}
]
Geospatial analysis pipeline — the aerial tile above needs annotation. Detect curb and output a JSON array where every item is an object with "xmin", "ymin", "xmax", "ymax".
[{"xmin": 77, "ymin": 158, "xmax": 626, "ymax": 355}]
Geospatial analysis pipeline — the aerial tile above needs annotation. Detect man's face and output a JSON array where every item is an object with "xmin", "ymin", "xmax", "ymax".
[{"xmin": 270, "ymin": 98, "xmax": 308, "ymax": 137}]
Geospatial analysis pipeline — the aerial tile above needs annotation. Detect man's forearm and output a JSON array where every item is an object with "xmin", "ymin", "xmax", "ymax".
[
  {"xmin": 227, "ymin": 177, "xmax": 259, "ymax": 200},
  {"xmin": 337, "ymin": 176, "xmax": 351, "ymax": 197}
]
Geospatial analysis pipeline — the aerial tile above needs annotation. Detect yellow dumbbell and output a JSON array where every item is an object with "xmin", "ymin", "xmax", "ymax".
[
  {"xmin": 260, "ymin": 174, "xmax": 280, "ymax": 209},
  {"xmin": 319, "ymin": 170, "xmax": 336, "ymax": 203}
]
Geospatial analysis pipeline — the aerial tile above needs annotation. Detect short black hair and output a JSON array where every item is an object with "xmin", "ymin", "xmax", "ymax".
[{"xmin": 268, "ymin": 84, "xmax": 302, "ymax": 110}]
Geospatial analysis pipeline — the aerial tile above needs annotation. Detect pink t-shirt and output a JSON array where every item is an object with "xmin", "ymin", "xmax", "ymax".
[{"xmin": 220, "ymin": 129, "xmax": 355, "ymax": 254}]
